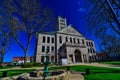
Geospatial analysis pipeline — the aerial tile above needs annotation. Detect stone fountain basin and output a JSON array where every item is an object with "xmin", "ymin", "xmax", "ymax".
[{"xmin": 17, "ymin": 70, "xmax": 67, "ymax": 80}]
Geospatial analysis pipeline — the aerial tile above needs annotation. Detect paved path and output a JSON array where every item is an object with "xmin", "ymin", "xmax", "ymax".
[
  {"xmin": 1, "ymin": 63, "xmax": 120, "ymax": 71},
  {"xmin": 0, "ymin": 63, "xmax": 120, "ymax": 71},
  {"xmin": 64, "ymin": 73, "xmax": 84, "ymax": 80},
  {"xmin": 68, "ymin": 63, "xmax": 120, "ymax": 68}
]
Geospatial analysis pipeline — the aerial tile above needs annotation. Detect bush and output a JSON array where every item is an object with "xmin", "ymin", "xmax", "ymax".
[
  {"xmin": 33, "ymin": 63, "xmax": 41, "ymax": 66},
  {"xmin": 22, "ymin": 63, "xmax": 43, "ymax": 68},
  {"xmin": 22, "ymin": 63, "xmax": 33, "ymax": 68}
]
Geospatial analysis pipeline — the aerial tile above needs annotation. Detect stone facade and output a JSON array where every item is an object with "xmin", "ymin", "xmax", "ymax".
[{"xmin": 35, "ymin": 16, "xmax": 96, "ymax": 64}]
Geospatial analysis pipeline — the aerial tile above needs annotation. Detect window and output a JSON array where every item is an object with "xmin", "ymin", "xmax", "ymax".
[
  {"xmin": 59, "ymin": 36, "xmax": 62, "ymax": 43},
  {"xmin": 88, "ymin": 48, "xmax": 90, "ymax": 53},
  {"xmin": 51, "ymin": 37, "xmax": 54, "ymax": 43},
  {"xmin": 47, "ymin": 37, "xmax": 50, "ymax": 43},
  {"xmin": 89, "ymin": 56, "xmax": 91, "ymax": 60},
  {"xmin": 89, "ymin": 42, "xmax": 91, "ymax": 46},
  {"xmin": 73, "ymin": 38, "xmax": 76, "ymax": 43},
  {"xmin": 77, "ymin": 39, "xmax": 80, "ymax": 43},
  {"xmin": 47, "ymin": 46, "xmax": 50, "ymax": 53},
  {"xmin": 90, "ymin": 48, "xmax": 92, "ymax": 53},
  {"xmin": 42, "ymin": 46, "xmax": 45, "ymax": 52},
  {"xmin": 65, "ymin": 37, "xmax": 68, "ymax": 42},
  {"xmin": 92, "ymin": 56, "xmax": 94, "ymax": 59},
  {"xmin": 70, "ymin": 38, "xmax": 72, "ymax": 43},
  {"xmin": 43, "ymin": 36, "xmax": 46, "ymax": 43},
  {"xmin": 41, "ymin": 56, "xmax": 44, "ymax": 62},
  {"xmin": 93, "ymin": 49, "xmax": 95, "ymax": 53},
  {"xmin": 82, "ymin": 39, "xmax": 84, "ymax": 44},
  {"xmin": 86, "ymin": 42, "xmax": 88, "ymax": 46},
  {"xmin": 91, "ymin": 42, "xmax": 93, "ymax": 47},
  {"xmin": 51, "ymin": 46, "xmax": 54, "ymax": 52}
]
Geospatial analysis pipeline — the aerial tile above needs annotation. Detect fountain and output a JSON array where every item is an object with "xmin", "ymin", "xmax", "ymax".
[
  {"xmin": 43, "ymin": 46, "xmax": 50, "ymax": 79},
  {"xmin": 17, "ymin": 47, "xmax": 67, "ymax": 80}
]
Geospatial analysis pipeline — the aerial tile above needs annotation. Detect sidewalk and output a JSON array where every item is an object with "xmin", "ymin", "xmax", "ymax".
[
  {"xmin": 64, "ymin": 73, "xmax": 84, "ymax": 80},
  {"xmin": 68, "ymin": 63, "xmax": 120, "ymax": 68}
]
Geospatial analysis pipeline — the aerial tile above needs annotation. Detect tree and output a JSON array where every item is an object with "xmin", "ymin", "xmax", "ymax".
[
  {"xmin": 85, "ymin": 0, "xmax": 120, "ymax": 56},
  {"xmin": 0, "ymin": 31, "xmax": 11, "ymax": 67},
  {"xmin": 4, "ymin": 0, "xmax": 54, "ymax": 64},
  {"xmin": 86, "ymin": 0, "xmax": 120, "ymax": 35},
  {"xmin": 0, "ymin": 3, "xmax": 12, "ymax": 67}
]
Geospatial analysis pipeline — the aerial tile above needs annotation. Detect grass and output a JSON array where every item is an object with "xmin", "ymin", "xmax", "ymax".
[
  {"xmin": 68, "ymin": 65, "xmax": 120, "ymax": 80},
  {"xmin": 102, "ymin": 61, "xmax": 120, "ymax": 65},
  {"xmin": 49, "ymin": 65, "xmax": 120, "ymax": 80},
  {"xmin": 84, "ymin": 73, "xmax": 120, "ymax": 80},
  {"xmin": 0, "ymin": 69, "xmax": 35, "ymax": 77},
  {"xmin": 1, "ymin": 64, "xmax": 120, "ymax": 80},
  {"xmin": 0, "ymin": 66, "xmax": 17, "ymax": 69}
]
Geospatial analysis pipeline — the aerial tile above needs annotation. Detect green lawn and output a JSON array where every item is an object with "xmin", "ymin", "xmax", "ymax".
[
  {"xmin": 68, "ymin": 65, "xmax": 120, "ymax": 80},
  {"xmin": 0, "ymin": 69, "xmax": 35, "ymax": 77},
  {"xmin": 0, "ymin": 66, "xmax": 17, "ymax": 69},
  {"xmin": 84, "ymin": 73, "xmax": 120, "ymax": 80},
  {"xmin": 1, "ymin": 65, "xmax": 120, "ymax": 80},
  {"xmin": 102, "ymin": 61, "xmax": 120, "ymax": 65}
]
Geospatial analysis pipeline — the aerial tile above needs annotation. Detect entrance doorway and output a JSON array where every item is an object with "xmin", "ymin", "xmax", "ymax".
[{"xmin": 74, "ymin": 50, "xmax": 82, "ymax": 62}]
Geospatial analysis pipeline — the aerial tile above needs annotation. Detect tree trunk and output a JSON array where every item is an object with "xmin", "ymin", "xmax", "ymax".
[
  {"xmin": 24, "ymin": 50, "xmax": 28, "ymax": 64},
  {"xmin": 24, "ymin": 35, "xmax": 32, "ymax": 64},
  {"xmin": 0, "ymin": 45, "xmax": 5, "ymax": 67},
  {"xmin": 0, "ymin": 54, "xmax": 4, "ymax": 67}
]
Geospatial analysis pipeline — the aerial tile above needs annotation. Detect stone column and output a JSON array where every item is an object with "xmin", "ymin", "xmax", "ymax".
[
  {"xmin": 81, "ymin": 54, "xmax": 84, "ymax": 63},
  {"xmin": 67, "ymin": 54, "xmax": 69, "ymax": 64},
  {"xmin": 39, "ymin": 55, "xmax": 41, "ymax": 62},
  {"xmin": 73, "ymin": 54, "xmax": 75, "ymax": 63},
  {"xmin": 86, "ymin": 55, "xmax": 89, "ymax": 63}
]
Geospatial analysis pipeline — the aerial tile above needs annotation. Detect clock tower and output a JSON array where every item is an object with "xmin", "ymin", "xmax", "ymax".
[{"xmin": 58, "ymin": 16, "xmax": 67, "ymax": 30}]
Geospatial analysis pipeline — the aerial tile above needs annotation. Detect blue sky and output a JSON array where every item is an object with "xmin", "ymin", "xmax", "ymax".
[{"xmin": 4, "ymin": 0, "xmax": 99, "ymax": 62}]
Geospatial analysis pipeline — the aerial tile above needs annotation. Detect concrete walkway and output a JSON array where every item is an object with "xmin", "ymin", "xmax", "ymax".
[
  {"xmin": 65, "ymin": 73, "xmax": 84, "ymax": 80},
  {"xmin": 0, "ymin": 63, "xmax": 120, "ymax": 71},
  {"xmin": 68, "ymin": 63, "xmax": 120, "ymax": 68}
]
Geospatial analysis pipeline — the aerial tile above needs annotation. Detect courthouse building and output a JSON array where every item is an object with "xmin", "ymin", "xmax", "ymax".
[{"xmin": 35, "ymin": 16, "xmax": 97, "ymax": 64}]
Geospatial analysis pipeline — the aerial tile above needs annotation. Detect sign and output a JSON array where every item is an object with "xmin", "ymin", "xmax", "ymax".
[{"xmin": 61, "ymin": 58, "xmax": 68, "ymax": 65}]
